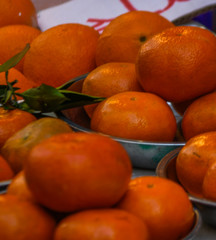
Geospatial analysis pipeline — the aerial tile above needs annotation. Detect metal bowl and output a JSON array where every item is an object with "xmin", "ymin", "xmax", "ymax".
[
  {"xmin": 184, "ymin": 209, "xmax": 202, "ymax": 240},
  {"xmin": 156, "ymin": 148, "xmax": 216, "ymax": 227},
  {"xmin": 0, "ymin": 179, "xmax": 11, "ymax": 194},
  {"xmin": 57, "ymin": 102, "xmax": 185, "ymax": 170}
]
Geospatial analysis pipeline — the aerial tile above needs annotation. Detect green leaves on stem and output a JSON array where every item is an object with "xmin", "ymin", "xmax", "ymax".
[{"xmin": 0, "ymin": 44, "xmax": 105, "ymax": 113}]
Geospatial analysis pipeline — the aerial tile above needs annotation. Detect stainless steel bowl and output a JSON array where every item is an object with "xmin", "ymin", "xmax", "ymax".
[
  {"xmin": 0, "ymin": 179, "xmax": 11, "ymax": 194},
  {"xmin": 57, "ymin": 101, "xmax": 185, "ymax": 170},
  {"xmin": 184, "ymin": 209, "xmax": 202, "ymax": 240},
  {"xmin": 156, "ymin": 148, "xmax": 216, "ymax": 227}
]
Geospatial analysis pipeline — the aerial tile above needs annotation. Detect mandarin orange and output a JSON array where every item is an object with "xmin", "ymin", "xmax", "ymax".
[
  {"xmin": 117, "ymin": 176, "xmax": 195, "ymax": 240},
  {"xmin": 136, "ymin": 26, "xmax": 216, "ymax": 103},
  {"xmin": 91, "ymin": 91, "xmax": 177, "ymax": 141},
  {"xmin": 95, "ymin": 10, "xmax": 174, "ymax": 66},
  {"xmin": 0, "ymin": 24, "xmax": 41, "ymax": 72},
  {"xmin": 54, "ymin": 209, "xmax": 150, "ymax": 240},
  {"xmin": 82, "ymin": 62, "xmax": 143, "ymax": 118},
  {"xmin": 23, "ymin": 23, "xmax": 99, "ymax": 87},
  {"xmin": 176, "ymin": 131, "xmax": 216, "ymax": 197},
  {"xmin": 0, "ymin": 0, "xmax": 37, "ymax": 28}
]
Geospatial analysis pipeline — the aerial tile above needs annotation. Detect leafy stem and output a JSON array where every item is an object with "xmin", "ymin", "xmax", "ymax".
[{"xmin": 0, "ymin": 44, "xmax": 105, "ymax": 113}]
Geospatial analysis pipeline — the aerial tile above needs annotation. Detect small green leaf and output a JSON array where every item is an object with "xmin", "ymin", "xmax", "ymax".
[
  {"xmin": 0, "ymin": 44, "xmax": 30, "ymax": 73},
  {"xmin": 19, "ymin": 84, "xmax": 69, "ymax": 112},
  {"xmin": 57, "ymin": 73, "xmax": 88, "ymax": 90}
]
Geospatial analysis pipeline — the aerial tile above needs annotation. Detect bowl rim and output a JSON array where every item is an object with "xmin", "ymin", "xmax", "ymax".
[
  {"xmin": 56, "ymin": 111, "xmax": 185, "ymax": 146},
  {"xmin": 156, "ymin": 148, "xmax": 216, "ymax": 207}
]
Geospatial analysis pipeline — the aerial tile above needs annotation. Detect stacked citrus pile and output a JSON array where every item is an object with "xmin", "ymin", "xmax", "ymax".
[
  {"xmin": 0, "ymin": 117, "xmax": 195, "ymax": 239},
  {"xmin": 0, "ymin": 0, "xmax": 215, "ymax": 238}
]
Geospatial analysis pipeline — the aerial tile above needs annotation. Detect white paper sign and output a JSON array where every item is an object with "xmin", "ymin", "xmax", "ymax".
[{"xmin": 37, "ymin": 0, "xmax": 216, "ymax": 32}]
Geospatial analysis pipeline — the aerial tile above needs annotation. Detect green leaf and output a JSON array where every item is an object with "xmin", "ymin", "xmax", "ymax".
[
  {"xmin": 57, "ymin": 73, "xmax": 88, "ymax": 90},
  {"xmin": 0, "ymin": 44, "xmax": 30, "ymax": 73},
  {"xmin": 19, "ymin": 84, "xmax": 69, "ymax": 112}
]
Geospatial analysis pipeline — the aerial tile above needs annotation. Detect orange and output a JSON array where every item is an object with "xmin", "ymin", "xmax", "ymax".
[
  {"xmin": 181, "ymin": 91, "xmax": 216, "ymax": 141},
  {"xmin": 117, "ymin": 176, "xmax": 195, "ymax": 240},
  {"xmin": 54, "ymin": 208, "xmax": 150, "ymax": 240},
  {"xmin": 7, "ymin": 170, "xmax": 35, "ymax": 202},
  {"xmin": 24, "ymin": 132, "xmax": 132, "ymax": 212},
  {"xmin": 136, "ymin": 26, "xmax": 216, "ymax": 103},
  {"xmin": 1, "ymin": 117, "xmax": 73, "ymax": 173},
  {"xmin": 23, "ymin": 23, "xmax": 100, "ymax": 87},
  {"xmin": 0, "ymin": 0, "xmax": 37, "ymax": 28},
  {"xmin": 0, "ymin": 107, "xmax": 36, "ymax": 149},
  {"xmin": 0, "ymin": 155, "xmax": 14, "ymax": 181},
  {"xmin": 91, "ymin": 91, "xmax": 177, "ymax": 141},
  {"xmin": 82, "ymin": 62, "xmax": 143, "ymax": 118},
  {"xmin": 95, "ymin": 10, "xmax": 174, "ymax": 66},
  {"xmin": 0, "ymin": 67, "xmax": 38, "ymax": 99},
  {"xmin": 202, "ymin": 161, "xmax": 216, "ymax": 201},
  {"xmin": 176, "ymin": 131, "xmax": 216, "ymax": 197},
  {"xmin": 0, "ymin": 194, "xmax": 55, "ymax": 240},
  {"xmin": 0, "ymin": 24, "xmax": 41, "ymax": 72}
]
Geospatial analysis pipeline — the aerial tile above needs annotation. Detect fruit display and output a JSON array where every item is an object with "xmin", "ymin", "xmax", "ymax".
[{"xmin": 0, "ymin": 0, "xmax": 215, "ymax": 238}]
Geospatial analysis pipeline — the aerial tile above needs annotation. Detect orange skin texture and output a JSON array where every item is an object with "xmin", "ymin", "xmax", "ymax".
[
  {"xmin": 95, "ymin": 10, "xmax": 174, "ymax": 66},
  {"xmin": 182, "ymin": 91, "xmax": 216, "ymax": 141},
  {"xmin": 136, "ymin": 26, "xmax": 216, "ymax": 103},
  {"xmin": 0, "ymin": 194, "xmax": 55, "ymax": 240},
  {"xmin": 7, "ymin": 170, "xmax": 36, "ymax": 202},
  {"xmin": 117, "ymin": 176, "xmax": 195, "ymax": 240},
  {"xmin": 23, "ymin": 23, "xmax": 100, "ymax": 87},
  {"xmin": 176, "ymin": 131, "xmax": 216, "ymax": 197},
  {"xmin": 0, "ymin": 108, "xmax": 36, "ymax": 149},
  {"xmin": 0, "ymin": 155, "xmax": 14, "ymax": 181},
  {"xmin": 24, "ymin": 132, "xmax": 132, "ymax": 212},
  {"xmin": 1, "ymin": 117, "xmax": 73, "ymax": 174},
  {"xmin": 54, "ymin": 209, "xmax": 150, "ymax": 240},
  {"xmin": 0, "ymin": 25, "xmax": 41, "ymax": 72},
  {"xmin": 202, "ymin": 161, "xmax": 216, "ymax": 201},
  {"xmin": 0, "ymin": 67, "xmax": 38, "ymax": 99},
  {"xmin": 82, "ymin": 62, "xmax": 143, "ymax": 118},
  {"xmin": 91, "ymin": 91, "xmax": 177, "ymax": 142},
  {"xmin": 0, "ymin": 0, "xmax": 37, "ymax": 28}
]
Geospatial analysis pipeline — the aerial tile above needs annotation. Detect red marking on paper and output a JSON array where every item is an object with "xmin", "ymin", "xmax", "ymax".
[{"xmin": 87, "ymin": 0, "xmax": 191, "ymax": 32}]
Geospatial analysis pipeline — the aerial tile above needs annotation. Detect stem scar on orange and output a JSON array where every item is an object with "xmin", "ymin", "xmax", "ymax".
[
  {"xmin": 117, "ymin": 176, "xmax": 195, "ymax": 240},
  {"xmin": 95, "ymin": 10, "xmax": 174, "ymax": 66}
]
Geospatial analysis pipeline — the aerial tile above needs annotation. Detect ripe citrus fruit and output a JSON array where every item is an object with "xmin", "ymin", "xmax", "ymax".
[
  {"xmin": 23, "ymin": 23, "xmax": 99, "ymax": 87},
  {"xmin": 0, "ymin": 107, "xmax": 36, "ymax": 148},
  {"xmin": 0, "ymin": 24, "xmax": 41, "ymax": 72},
  {"xmin": 176, "ymin": 131, "xmax": 216, "ymax": 197},
  {"xmin": 181, "ymin": 91, "xmax": 216, "ymax": 141},
  {"xmin": 117, "ymin": 176, "xmax": 195, "ymax": 240},
  {"xmin": 0, "ymin": 194, "xmax": 55, "ymax": 240},
  {"xmin": 54, "ymin": 209, "xmax": 150, "ymax": 240},
  {"xmin": 95, "ymin": 10, "xmax": 174, "ymax": 66},
  {"xmin": 136, "ymin": 26, "xmax": 216, "ymax": 103},
  {"xmin": 0, "ymin": 67, "xmax": 38, "ymax": 99},
  {"xmin": 7, "ymin": 170, "xmax": 35, "ymax": 202},
  {"xmin": 82, "ymin": 62, "xmax": 143, "ymax": 118},
  {"xmin": 0, "ymin": 155, "xmax": 14, "ymax": 181},
  {"xmin": 24, "ymin": 132, "xmax": 132, "ymax": 212},
  {"xmin": 0, "ymin": 0, "xmax": 37, "ymax": 28},
  {"xmin": 202, "ymin": 161, "xmax": 216, "ymax": 201},
  {"xmin": 91, "ymin": 91, "xmax": 177, "ymax": 141},
  {"xmin": 1, "ymin": 117, "xmax": 73, "ymax": 173}
]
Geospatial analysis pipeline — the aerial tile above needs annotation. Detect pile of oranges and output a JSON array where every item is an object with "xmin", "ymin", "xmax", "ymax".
[
  {"xmin": 0, "ymin": 113, "xmax": 195, "ymax": 239},
  {"xmin": 0, "ymin": 0, "xmax": 216, "ymax": 239}
]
